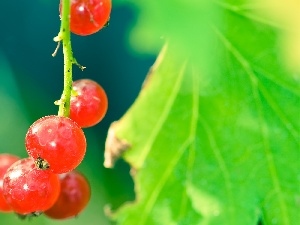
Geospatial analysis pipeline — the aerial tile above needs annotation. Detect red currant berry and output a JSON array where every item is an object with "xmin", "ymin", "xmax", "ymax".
[
  {"xmin": 2, "ymin": 158, "xmax": 60, "ymax": 215},
  {"xmin": 25, "ymin": 115, "xmax": 86, "ymax": 174},
  {"xmin": 0, "ymin": 154, "xmax": 20, "ymax": 212},
  {"xmin": 61, "ymin": 0, "xmax": 112, "ymax": 36},
  {"xmin": 45, "ymin": 171, "xmax": 91, "ymax": 219},
  {"xmin": 0, "ymin": 154, "xmax": 20, "ymax": 178},
  {"xmin": 70, "ymin": 79, "xmax": 108, "ymax": 128}
]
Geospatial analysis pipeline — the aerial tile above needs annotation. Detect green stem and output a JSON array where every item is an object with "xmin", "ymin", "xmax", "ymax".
[{"xmin": 56, "ymin": 0, "xmax": 73, "ymax": 117}]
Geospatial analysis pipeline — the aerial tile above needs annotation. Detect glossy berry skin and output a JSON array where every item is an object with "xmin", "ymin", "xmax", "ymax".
[
  {"xmin": 61, "ymin": 0, "xmax": 112, "ymax": 36},
  {"xmin": 45, "ymin": 171, "xmax": 91, "ymax": 219},
  {"xmin": 0, "ymin": 154, "xmax": 20, "ymax": 212},
  {"xmin": 25, "ymin": 115, "xmax": 86, "ymax": 174},
  {"xmin": 70, "ymin": 79, "xmax": 108, "ymax": 128},
  {"xmin": 2, "ymin": 158, "xmax": 60, "ymax": 215}
]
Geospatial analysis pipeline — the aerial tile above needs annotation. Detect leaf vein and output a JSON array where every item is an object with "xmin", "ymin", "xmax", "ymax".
[
  {"xmin": 253, "ymin": 66, "xmax": 300, "ymax": 97},
  {"xmin": 214, "ymin": 1, "xmax": 283, "ymax": 30},
  {"xmin": 257, "ymin": 81, "xmax": 299, "ymax": 143},
  {"xmin": 198, "ymin": 116, "xmax": 235, "ymax": 222},
  {"xmin": 135, "ymin": 60, "xmax": 187, "ymax": 168},
  {"xmin": 214, "ymin": 27, "xmax": 290, "ymax": 224},
  {"xmin": 178, "ymin": 65, "xmax": 200, "ymax": 220},
  {"xmin": 139, "ymin": 63, "xmax": 200, "ymax": 224},
  {"xmin": 139, "ymin": 138, "xmax": 193, "ymax": 225}
]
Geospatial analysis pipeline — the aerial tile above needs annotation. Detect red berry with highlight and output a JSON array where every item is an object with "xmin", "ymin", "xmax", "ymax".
[
  {"xmin": 0, "ymin": 154, "xmax": 20, "ymax": 212},
  {"xmin": 25, "ymin": 115, "xmax": 86, "ymax": 174},
  {"xmin": 2, "ymin": 158, "xmax": 60, "ymax": 215},
  {"xmin": 61, "ymin": 0, "xmax": 112, "ymax": 36},
  {"xmin": 70, "ymin": 79, "xmax": 108, "ymax": 128},
  {"xmin": 45, "ymin": 171, "xmax": 91, "ymax": 219}
]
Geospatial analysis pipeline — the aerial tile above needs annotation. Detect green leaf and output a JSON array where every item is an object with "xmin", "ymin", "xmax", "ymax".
[{"xmin": 105, "ymin": 1, "xmax": 300, "ymax": 224}]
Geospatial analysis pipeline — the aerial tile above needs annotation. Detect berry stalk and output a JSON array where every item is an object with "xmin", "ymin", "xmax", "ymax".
[{"xmin": 54, "ymin": 0, "xmax": 73, "ymax": 117}]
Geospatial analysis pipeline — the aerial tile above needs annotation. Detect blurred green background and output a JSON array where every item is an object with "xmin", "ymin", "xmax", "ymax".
[{"xmin": 0, "ymin": 0, "xmax": 155, "ymax": 224}]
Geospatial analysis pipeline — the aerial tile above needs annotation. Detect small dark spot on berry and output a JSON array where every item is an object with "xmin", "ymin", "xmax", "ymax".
[
  {"xmin": 35, "ymin": 157, "xmax": 50, "ymax": 170},
  {"xmin": 104, "ymin": 19, "xmax": 110, "ymax": 27},
  {"xmin": 16, "ymin": 211, "xmax": 43, "ymax": 220}
]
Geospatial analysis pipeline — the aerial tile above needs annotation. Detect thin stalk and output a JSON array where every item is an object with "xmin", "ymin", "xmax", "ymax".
[{"xmin": 55, "ymin": 0, "xmax": 73, "ymax": 117}]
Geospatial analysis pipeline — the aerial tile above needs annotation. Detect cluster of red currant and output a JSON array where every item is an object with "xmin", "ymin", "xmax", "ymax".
[
  {"xmin": 0, "ymin": 0, "xmax": 111, "ymax": 220},
  {"xmin": 0, "ymin": 78, "xmax": 107, "ymax": 219},
  {"xmin": 0, "ymin": 155, "xmax": 90, "ymax": 219}
]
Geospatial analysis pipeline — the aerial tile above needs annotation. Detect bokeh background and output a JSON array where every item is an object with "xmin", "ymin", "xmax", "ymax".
[{"xmin": 0, "ymin": 0, "xmax": 155, "ymax": 224}]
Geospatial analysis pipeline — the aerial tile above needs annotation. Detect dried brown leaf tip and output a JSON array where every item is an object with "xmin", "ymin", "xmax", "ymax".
[{"xmin": 104, "ymin": 121, "xmax": 131, "ymax": 168}]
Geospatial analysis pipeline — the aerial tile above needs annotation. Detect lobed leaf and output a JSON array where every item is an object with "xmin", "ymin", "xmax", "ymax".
[{"xmin": 105, "ymin": 1, "xmax": 300, "ymax": 224}]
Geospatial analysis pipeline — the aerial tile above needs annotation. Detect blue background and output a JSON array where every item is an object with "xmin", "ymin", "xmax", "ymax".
[{"xmin": 0, "ymin": 0, "xmax": 154, "ymax": 224}]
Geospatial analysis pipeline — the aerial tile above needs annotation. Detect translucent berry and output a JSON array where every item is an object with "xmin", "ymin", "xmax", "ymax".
[
  {"xmin": 61, "ymin": 0, "xmax": 112, "ymax": 36},
  {"xmin": 25, "ymin": 115, "xmax": 86, "ymax": 174},
  {"xmin": 45, "ymin": 171, "xmax": 91, "ymax": 219},
  {"xmin": 2, "ymin": 158, "xmax": 60, "ymax": 215},
  {"xmin": 0, "ymin": 154, "xmax": 20, "ymax": 212},
  {"xmin": 70, "ymin": 79, "xmax": 108, "ymax": 128}
]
